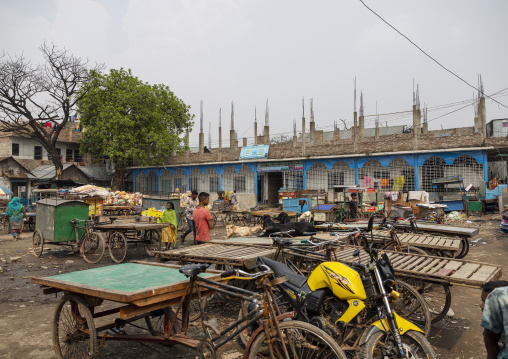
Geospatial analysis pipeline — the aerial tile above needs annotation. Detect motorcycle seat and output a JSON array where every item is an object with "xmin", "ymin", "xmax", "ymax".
[{"xmin": 257, "ymin": 257, "xmax": 307, "ymax": 288}]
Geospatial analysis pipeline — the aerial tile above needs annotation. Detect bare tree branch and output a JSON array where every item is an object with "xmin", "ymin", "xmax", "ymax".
[{"xmin": 0, "ymin": 43, "xmax": 104, "ymax": 178}]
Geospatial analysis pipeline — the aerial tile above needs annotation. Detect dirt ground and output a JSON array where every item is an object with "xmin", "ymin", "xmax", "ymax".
[{"xmin": 0, "ymin": 215, "xmax": 507, "ymax": 358}]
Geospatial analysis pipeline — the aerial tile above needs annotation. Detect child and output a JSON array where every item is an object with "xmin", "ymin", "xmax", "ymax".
[
  {"xmin": 193, "ymin": 192, "xmax": 214, "ymax": 245},
  {"xmin": 159, "ymin": 202, "xmax": 177, "ymax": 249},
  {"xmin": 349, "ymin": 193, "xmax": 359, "ymax": 219}
]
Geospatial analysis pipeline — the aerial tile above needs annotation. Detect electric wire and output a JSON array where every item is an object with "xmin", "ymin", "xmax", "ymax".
[{"xmin": 357, "ymin": 0, "xmax": 508, "ymax": 110}]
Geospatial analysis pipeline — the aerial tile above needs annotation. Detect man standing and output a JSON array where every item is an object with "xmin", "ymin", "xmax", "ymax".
[
  {"xmin": 481, "ymin": 282, "xmax": 508, "ymax": 358},
  {"xmin": 193, "ymin": 192, "xmax": 214, "ymax": 245},
  {"xmin": 349, "ymin": 193, "xmax": 359, "ymax": 219},
  {"xmin": 231, "ymin": 190, "xmax": 238, "ymax": 206},
  {"xmin": 180, "ymin": 190, "xmax": 198, "ymax": 245}
]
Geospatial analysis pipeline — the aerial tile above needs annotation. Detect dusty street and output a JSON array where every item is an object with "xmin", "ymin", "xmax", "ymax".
[{"xmin": 0, "ymin": 217, "xmax": 506, "ymax": 358}]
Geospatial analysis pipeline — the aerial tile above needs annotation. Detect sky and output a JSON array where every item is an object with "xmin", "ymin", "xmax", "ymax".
[{"xmin": 1, "ymin": 0, "xmax": 508, "ymax": 148}]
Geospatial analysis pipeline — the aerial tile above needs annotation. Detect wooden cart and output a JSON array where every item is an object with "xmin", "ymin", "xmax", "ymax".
[
  {"xmin": 93, "ymin": 222, "xmax": 169, "ymax": 263},
  {"xmin": 31, "ymin": 261, "xmax": 225, "ymax": 358}
]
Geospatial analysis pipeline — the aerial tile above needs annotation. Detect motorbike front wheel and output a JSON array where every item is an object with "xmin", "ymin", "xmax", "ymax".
[{"xmin": 360, "ymin": 330, "xmax": 437, "ymax": 359}]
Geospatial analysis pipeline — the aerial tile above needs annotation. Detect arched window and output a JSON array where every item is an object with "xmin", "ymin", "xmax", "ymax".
[
  {"xmin": 161, "ymin": 170, "xmax": 172, "ymax": 193},
  {"xmin": 328, "ymin": 161, "xmax": 355, "ymax": 189},
  {"xmin": 358, "ymin": 159, "xmax": 384, "ymax": 189},
  {"xmin": 135, "ymin": 172, "xmax": 146, "ymax": 193},
  {"xmin": 387, "ymin": 158, "xmax": 415, "ymax": 191},
  {"xmin": 237, "ymin": 166, "xmax": 255, "ymax": 194},
  {"xmin": 449, "ymin": 155, "xmax": 483, "ymax": 188},
  {"xmin": 205, "ymin": 168, "xmax": 219, "ymax": 193},
  {"xmin": 173, "ymin": 169, "xmax": 187, "ymax": 193},
  {"xmin": 221, "ymin": 167, "xmax": 236, "ymax": 191},
  {"xmin": 189, "ymin": 168, "xmax": 206, "ymax": 193},
  {"xmin": 419, "ymin": 156, "xmax": 446, "ymax": 192},
  {"xmin": 306, "ymin": 163, "xmax": 327, "ymax": 190},
  {"xmin": 146, "ymin": 171, "xmax": 158, "ymax": 193}
]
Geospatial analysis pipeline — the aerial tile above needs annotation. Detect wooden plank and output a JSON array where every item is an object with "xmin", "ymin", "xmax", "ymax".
[
  {"xmin": 395, "ymin": 257, "xmax": 418, "ymax": 270},
  {"xmin": 395, "ymin": 223, "xmax": 479, "ymax": 238},
  {"xmin": 419, "ymin": 258, "xmax": 442, "ymax": 273},
  {"xmin": 411, "ymin": 257, "xmax": 435, "ymax": 272},
  {"xmin": 404, "ymin": 257, "xmax": 427, "ymax": 271},
  {"xmin": 451, "ymin": 263, "xmax": 481, "ymax": 279},
  {"xmin": 469, "ymin": 266, "xmax": 500, "ymax": 282},
  {"xmin": 442, "ymin": 260, "xmax": 462, "ymax": 271}
]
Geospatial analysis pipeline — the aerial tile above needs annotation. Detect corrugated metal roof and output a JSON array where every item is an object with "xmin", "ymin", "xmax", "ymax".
[
  {"xmin": 31, "ymin": 163, "xmax": 110, "ymax": 182},
  {"xmin": 31, "ymin": 164, "xmax": 74, "ymax": 179}
]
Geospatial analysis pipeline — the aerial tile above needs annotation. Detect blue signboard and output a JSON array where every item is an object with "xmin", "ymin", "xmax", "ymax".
[{"xmin": 239, "ymin": 145, "xmax": 269, "ymax": 160}]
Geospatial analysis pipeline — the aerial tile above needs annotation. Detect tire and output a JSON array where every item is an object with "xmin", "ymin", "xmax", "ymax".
[
  {"xmin": 176, "ymin": 297, "xmax": 206, "ymax": 322},
  {"xmin": 144, "ymin": 229, "xmax": 161, "ymax": 256},
  {"xmin": 81, "ymin": 231, "xmax": 106, "ymax": 264},
  {"xmin": 246, "ymin": 320, "xmax": 347, "ymax": 359},
  {"xmin": 402, "ymin": 246, "xmax": 429, "ymax": 256},
  {"xmin": 108, "ymin": 232, "xmax": 128, "ymax": 263},
  {"xmin": 53, "ymin": 293, "xmax": 97, "ymax": 359},
  {"xmin": 422, "ymin": 283, "xmax": 452, "ymax": 323},
  {"xmin": 211, "ymin": 212, "xmax": 218, "ymax": 227},
  {"xmin": 360, "ymin": 330, "xmax": 437, "ymax": 359},
  {"xmin": 32, "ymin": 229, "xmax": 44, "ymax": 257},
  {"xmin": 393, "ymin": 280, "xmax": 431, "ymax": 336},
  {"xmin": 455, "ymin": 239, "xmax": 469, "ymax": 259}
]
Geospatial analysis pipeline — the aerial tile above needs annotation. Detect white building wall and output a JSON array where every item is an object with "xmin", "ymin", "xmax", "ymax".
[{"xmin": 0, "ymin": 137, "xmax": 80, "ymax": 161}]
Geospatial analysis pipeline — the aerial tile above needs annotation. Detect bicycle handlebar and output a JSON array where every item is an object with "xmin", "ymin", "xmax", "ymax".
[{"xmin": 220, "ymin": 264, "xmax": 272, "ymax": 279}]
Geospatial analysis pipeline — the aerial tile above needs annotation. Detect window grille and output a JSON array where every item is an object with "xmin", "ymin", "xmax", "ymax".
[
  {"xmin": 135, "ymin": 172, "xmax": 147, "ymax": 193},
  {"xmin": 34, "ymin": 146, "xmax": 43, "ymax": 160},
  {"xmin": 387, "ymin": 158, "xmax": 415, "ymax": 192},
  {"xmin": 306, "ymin": 163, "xmax": 328, "ymax": 190},
  {"xmin": 146, "ymin": 171, "xmax": 158, "ymax": 193},
  {"xmin": 237, "ymin": 166, "xmax": 254, "ymax": 194},
  {"xmin": 189, "ymin": 168, "xmax": 206, "ymax": 193},
  {"xmin": 328, "ymin": 161, "xmax": 355, "ymax": 189},
  {"xmin": 12, "ymin": 143, "xmax": 19, "ymax": 156},
  {"xmin": 221, "ymin": 167, "xmax": 236, "ymax": 191},
  {"xmin": 66, "ymin": 149, "xmax": 73, "ymax": 161},
  {"xmin": 282, "ymin": 171, "xmax": 303, "ymax": 191},
  {"xmin": 205, "ymin": 168, "xmax": 219, "ymax": 193},
  {"xmin": 161, "ymin": 170, "xmax": 172, "ymax": 193},
  {"xmin": 173, "ymin": 169, "xmax": 187, "ymax": 193}
]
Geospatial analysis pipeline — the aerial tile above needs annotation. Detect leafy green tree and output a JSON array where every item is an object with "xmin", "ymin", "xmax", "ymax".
[{"xmin": 77, "ymin": 68, "xmax": 194, "ymax": 190}]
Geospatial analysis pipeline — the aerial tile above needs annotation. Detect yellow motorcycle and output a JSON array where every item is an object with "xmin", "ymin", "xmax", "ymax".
[{"xmin": 244, "ymin": 217, "xmax": 436, "ymax": 358}]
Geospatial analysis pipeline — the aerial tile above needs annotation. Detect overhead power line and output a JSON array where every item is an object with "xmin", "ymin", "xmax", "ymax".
[{"xmin": 357, "ymin": 0, "xmax": 508, "ymax": 110}]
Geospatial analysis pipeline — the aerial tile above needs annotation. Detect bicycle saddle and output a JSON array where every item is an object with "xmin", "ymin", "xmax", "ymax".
[
  {"xmin": 272, "ymin": 237, "xmax": 292, "ymax": 247},
  {"xmin": 179, "ymin": 263, "xmax": 210, "ymax": 277},
  {"xmin": 70, "ymin": 218, "xmax": 80, "ymax": 224}
]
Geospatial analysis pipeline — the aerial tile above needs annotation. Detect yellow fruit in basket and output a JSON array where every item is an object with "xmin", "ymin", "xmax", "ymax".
[{"xmin": 175, "ymin": 188, "xmax": 180, "ymax": 193}]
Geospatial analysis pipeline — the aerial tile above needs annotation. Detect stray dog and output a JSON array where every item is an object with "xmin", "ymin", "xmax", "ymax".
[
  {"xmin": 298, "ymin": 211, "xmax": 313, "ymax": 222},
  {"xmin": 226, "ymin": 224, "xmax": 263, "ymax": 239},
  {"xmin": 276, "ymin": 212, "xmax": 291, "ymax": 224}
]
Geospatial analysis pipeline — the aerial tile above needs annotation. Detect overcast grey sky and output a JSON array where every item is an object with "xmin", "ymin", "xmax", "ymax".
[{"xmin": 1, "ymin": 0, "xmax": 507, "ymax": 147}]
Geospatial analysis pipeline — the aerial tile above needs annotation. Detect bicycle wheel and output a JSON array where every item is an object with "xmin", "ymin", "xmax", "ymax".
[
  {"xmin": 455, "ymin": 238, "xmax": 469, "ymax": 259},
  {"xmin": 405, "ymin": 279, "xmax": 452, "ymax": 323},
  {"xmin": 144, "ymin": 229, "xmax": 161, "ymax": 256},
  {"xmin": 393, "ymin": 280, "xmax": 431, "ymax": 336},
  {"xmin": 360, "ymin": 330, "xmax": 437, "ymax": 359},
  {"xmin": 145, "ymin": 308, "xmax": 178, "ymax": 336},
  {"xmin": 176, "ymin": 297, "xmax": 206, "ymax": 322},
  {"xmin": 32, "ymin": 229, "xmax": 44, "ymax": 257},
  {"xmin": 81, "ymin": 231, "xmax": 106, "ymax": 264},
  {"xmin": 53, "ymin": 293, "xmax": 97, "ymax": 359},
  {"xmin": 211, "ymin": 212, "xmax": 218, "ymax": 227},
  {"xmin": 108, "ymin": 232, "xmax": 128, "ymax": 263},
  {"xmin": 246, "ymin": 320, "xmax": 347, "ymax": 359}
]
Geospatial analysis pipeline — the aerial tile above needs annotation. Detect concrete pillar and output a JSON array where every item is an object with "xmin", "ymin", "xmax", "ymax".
[
  {"xmin": 353, "ymin": 111, "xmax": 358, "ymax": 153},
  {"xmin": 474, "ymin": 113, "xmax": 479, "ymax": 134},
  {"xmin": 375, "ymin": 124, "xmax": 379, "ymax": 141},
  {"xmin": 230, "ymin": 129, "xmax": 236, "ymax": 149},
  {"xmin": 334, "ymin": 127, "xmax": 340, "ymax": 144},
  {"xmin": 302, "ymin": 117, "xmax": 306, "ymax": 157},
  {"xmin": 481, "ymin": 97, "xmax": 487, "ymax": 137},
  {"xmin": 293, "ymin": 135, "xmax": 297, "ymax": 147},
  {"xmin": 218, "ymin": 126, "xmax": 222, "ymax": 161},
  {"xmin": 185, "ymin": 129, "xmax": 190, "ymax": 162},
  {"xmin": 254, "ymin": 121, "xmax": 258, "ymax": 145},
  {"xmin": 243, "ymin": 137, "xmax": 247, "ymax": 147},
  {"xmin": 309, "ymin": 121, "xmax": 315, "ymax": 142},
  {"xmin": 359, "ymin": 115, "xmax": 364, "ymax": 141},
  {"xmin": 198, "ymin": 132, "xmax": 204, "ymax": 154},
  {"xmin": 264, "ymin": 125, "xmax": 270, "ymax": 144},
  {"xmin": 422, "ymin": 122, "xmax": 428, "ymax": 135},
  {"xmin": 412, "ymin": 104, "xmax": 419, "ymax": 139}
]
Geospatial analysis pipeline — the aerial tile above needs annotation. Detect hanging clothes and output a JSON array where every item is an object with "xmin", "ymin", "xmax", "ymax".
[
  {"xmin": 394, "ymin": 176, "xmax": 405, "ymax": 191},
  {"xmin": 363, "ymin": 176, "xmax": 373, "ymax": 187},
  {"xmin": 381, "ymin": 179, "xmax": 390, "ymax": 187}
]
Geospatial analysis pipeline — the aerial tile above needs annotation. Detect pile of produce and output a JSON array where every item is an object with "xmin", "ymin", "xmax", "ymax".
[{"xmin": 105, "ymin": 191, "xmax": 143, "ymax": 206}]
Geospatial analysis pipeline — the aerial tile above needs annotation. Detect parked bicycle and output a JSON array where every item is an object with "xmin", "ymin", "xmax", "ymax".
[{"xmin": 70, "ymin": 218, "xmax": 106, "ymax": 264}]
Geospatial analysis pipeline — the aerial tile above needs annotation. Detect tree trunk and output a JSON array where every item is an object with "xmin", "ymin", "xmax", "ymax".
[
  {"xmin": 48, "ymin": 147, "xmax": 64, "ymax": 179},
  {"xmin": 112, "ymin": 166, "xmax": 125, "ymax": 191}
]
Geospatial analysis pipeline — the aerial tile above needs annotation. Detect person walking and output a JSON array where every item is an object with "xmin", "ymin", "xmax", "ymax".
[
  {"xmin": 231, "ymin": 190, "xmax": 238, "ymax": 207},
  {"xmin": 193, "ymin": 192, "xmax": 214, "ymax": 245},
  {"xmin": 180, "ymin": 190, "xmax": 198, "ymax": 244},
  {"xmin": 6, "ymin": 197, "xmax": 27, "ymax": 241},
  {"xmin": 481, "ymin": 281, "xmax": 508, "ymax": 358},
  {"xmin": 159, "ymin": 202, "xmax": 177, "ymax": 249}
]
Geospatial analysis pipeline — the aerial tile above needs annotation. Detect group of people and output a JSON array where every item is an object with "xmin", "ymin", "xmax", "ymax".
[{"xmin": 157, "ymin": 190, "xmax": 215, "ymax": 247}]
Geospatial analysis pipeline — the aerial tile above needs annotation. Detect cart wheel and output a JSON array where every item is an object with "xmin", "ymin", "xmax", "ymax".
[
  {"xmin": 53, "ymin": 293, "xmax": 97, "ymax": 359},
  {"xmin": 144, "ymin": 229, "xmax": 161, "ymax": 256},
  {"xmin": 145, "ymin": 307, "xmax": 178, "ymax": 336},
  {"xmin": 211, "ymin": 212, "xmax": 218, "ymax": 227},
  {"xmin": 177, "ymin": 297, "xmax": 207, "ymax": 322},
  {"xmin": 405, "ymin": 278, "xmax": 452, "ymax": 323},
  {"xmin": 108, "ymin": 232, "xmax": 128, "ymax": 263},
  {"xmin": 32, "ymin": 229, "xmax": 44, "ymax": 257},
  {"xmin": 393, "ymin": 280, "xmax": 432, "ymax": 336},
  {"xmin": 455, "ymin": 238, "xmax": 470, "ymax": 259},
  {"xmin": 81, "ymin": 232, "xmax": 106, "ymax": 264}
]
